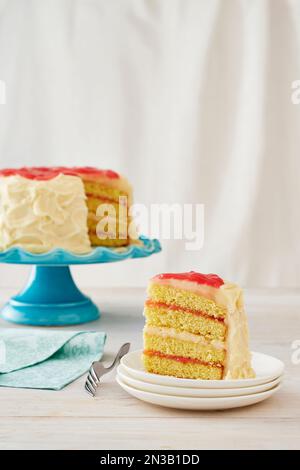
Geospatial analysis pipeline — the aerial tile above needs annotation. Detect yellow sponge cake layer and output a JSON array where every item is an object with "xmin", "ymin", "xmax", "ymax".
[
  {"xmin": 148, "ymin": 283, "xmax": 226, "ymax": 319},
  {"xmin": 84, "ymin": 180, "xmax": 128, "ymax": 203},
  {"xmin": 88, "ymin": 233, "xmax": 128, "ymax": 247},
  {"xmin": 144, "ymin": 329, "xmax": 225, "ymax": 364},
  {"xmin": 144, "ymin": 302, "xmax": 226, "ymax": 340},
  {"xmin": 86, "ymin": 198, "xmax": 121, "ymax": 214},
  {"xmin": 143, "ymin": 352, "xmax": 223, "ymax": 380}
]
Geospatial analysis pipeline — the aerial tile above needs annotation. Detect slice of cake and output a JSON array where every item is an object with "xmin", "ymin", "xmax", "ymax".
[
  {"xmin": 143, "ymin": 271, "xmax": 255, "ymax": 380},
  {"xmin": 0, "ymin": 166, "xmax": 135, "ymax": 253}
]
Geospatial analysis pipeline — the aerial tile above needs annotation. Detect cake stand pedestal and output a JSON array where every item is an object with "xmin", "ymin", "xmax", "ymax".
[
  {"xmin": 2, "ymin": 266, "xmax": 99, "ymax": 326},
  {"xmin": 0, "ymin": 237, "xmax": 161, "ymax": 326}
]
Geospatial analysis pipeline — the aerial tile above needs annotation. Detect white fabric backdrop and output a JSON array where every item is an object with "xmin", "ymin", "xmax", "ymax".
[{"xmin": 0, "ymin": 0, "xmax": 299, "ymax": 288}]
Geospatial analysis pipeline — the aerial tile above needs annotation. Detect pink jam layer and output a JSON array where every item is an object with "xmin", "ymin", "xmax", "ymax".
[
  {"xmin": 153, "ymin": 271, "xmax": 224, "ymax": 288},
  {"xmin": 145, "ymin": 300, "xmax": 225, "ymax": 323},
  {"xmin": 144, "ymin": 350, "xmax": 223, "ymax": 369},
  {"xmin": 0, "ymin": 167, "xmax": 120, "ymax": 181},
  {"xmin": 85, "ymin": 193, "xmax": 119, "ymax": 204}
]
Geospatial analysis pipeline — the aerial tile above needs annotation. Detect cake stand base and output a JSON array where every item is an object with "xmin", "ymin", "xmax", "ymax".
[{"xmin": 2, "ymin": 266, "xmax": 100, "ymax": 326}]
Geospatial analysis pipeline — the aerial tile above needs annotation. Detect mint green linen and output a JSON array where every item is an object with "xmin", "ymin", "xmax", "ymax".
[{"xmin": 0, "ymin": 329, "xmax": 106, "ymax": 390}]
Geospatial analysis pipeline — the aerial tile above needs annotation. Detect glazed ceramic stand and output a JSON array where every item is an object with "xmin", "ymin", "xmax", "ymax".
[{"xmin": 0, "ymin": 237, "xmax": 161, "ymax": 326}]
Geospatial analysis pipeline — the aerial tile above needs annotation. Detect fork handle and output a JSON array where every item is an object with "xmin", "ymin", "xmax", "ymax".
[{"xmin": 107, "ymin": 343, "xmax": 130, "ymax": 372}]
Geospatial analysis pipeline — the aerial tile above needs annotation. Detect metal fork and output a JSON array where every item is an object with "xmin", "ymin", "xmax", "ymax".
[{"xmin": 85, "ymin": 342, "xmax": 130, "ymax": 397}]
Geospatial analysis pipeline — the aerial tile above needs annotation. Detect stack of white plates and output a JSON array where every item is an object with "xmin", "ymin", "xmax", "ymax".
[{"xmin": 117, "ymin": 350, "xmax": 284, "ymax": 410}]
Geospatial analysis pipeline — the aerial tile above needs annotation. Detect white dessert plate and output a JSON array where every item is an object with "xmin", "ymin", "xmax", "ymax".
[
  {"xmin": 117, "ymin": 365, "xmax": 282, "ymax": 398},
  {"xmin": 120, "ymin": 350, "xmax": 285, "ymax": 389},
  {"xmin": 116, "ymin": 376, "xmax": 281, "ymax": 410}
]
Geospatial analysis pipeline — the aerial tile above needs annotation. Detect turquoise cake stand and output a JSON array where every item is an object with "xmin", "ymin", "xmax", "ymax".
[{"xmin": 0, "ymin": 236, "xmax": 161, "ymax": 326}]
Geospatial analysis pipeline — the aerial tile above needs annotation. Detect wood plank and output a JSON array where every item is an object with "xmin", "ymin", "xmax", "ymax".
[
  {"xmin": 0, "ymin": 375, "xmax": 299, "ymax": 419},
  {"xmin": 0, "ymin": 417, "xmax": 299, "ymax": 450}
]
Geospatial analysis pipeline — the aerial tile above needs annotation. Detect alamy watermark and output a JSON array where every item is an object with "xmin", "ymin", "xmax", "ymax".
[
  {"xmin": 0, "ymin": 80, "xmax": 5, "ymax": 104},
  {"xmin": 291, "ymin": 339, "xmax": 300, "ymax": 365},
  {"xmin": 95, "ymin": 197, "xmax": 204, "ymax": 251},
  {"xmin": 291, "ymin": 80, "xmax": 300, "ymax": 104}
]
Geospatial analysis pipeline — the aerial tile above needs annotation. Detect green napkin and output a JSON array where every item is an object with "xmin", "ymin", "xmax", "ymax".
[{"xmin": 0, "ymin": 328, "xmax": 106, "ymax": 390}]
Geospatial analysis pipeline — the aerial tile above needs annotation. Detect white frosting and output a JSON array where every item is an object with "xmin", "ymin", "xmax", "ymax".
[
  {"xmin": 151, "ymin": 277, "xmax": 255, "ymax": 379},
  {"xmin": 220, "ymin": 285, "xmax": 255, "ymax": 379},
  {"xmin": 144, "ymin": 325, "xmax": 225, "ymax": 350},
  {"xmin": 0, "ymin": 174, "xmax": 92, "ymax": 253}
]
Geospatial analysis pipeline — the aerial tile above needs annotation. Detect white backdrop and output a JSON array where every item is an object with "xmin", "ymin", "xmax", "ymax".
[{"xmin": 0, "ymin": 0, "xmax": 299, "ymax": 288}]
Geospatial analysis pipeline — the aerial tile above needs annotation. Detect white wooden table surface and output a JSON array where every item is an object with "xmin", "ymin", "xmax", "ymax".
[{"xmin": 0, "ymin": 287, "xmax": 299, "ymax": 450}]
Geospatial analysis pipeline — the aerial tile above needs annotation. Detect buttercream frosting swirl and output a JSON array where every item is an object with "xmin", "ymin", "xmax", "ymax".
[{"xmin": 0, "ymin": 174, "xmax": 92, "ymax": 253}]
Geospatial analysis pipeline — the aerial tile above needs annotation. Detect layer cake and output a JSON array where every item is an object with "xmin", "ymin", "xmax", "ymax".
[{"xmin": 0, "ymin": 166, "xmax": 135, "ymax": 253}]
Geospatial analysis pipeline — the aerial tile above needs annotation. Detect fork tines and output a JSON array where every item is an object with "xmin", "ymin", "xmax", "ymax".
[{"xmin": 85, "ymin": 366, "xmax": 99, "ymax": 397}]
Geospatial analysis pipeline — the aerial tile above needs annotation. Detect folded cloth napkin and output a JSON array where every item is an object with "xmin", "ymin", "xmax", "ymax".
[{"xmin": 0, "ymin": 328, "xmax": 106, "ymax": 390}]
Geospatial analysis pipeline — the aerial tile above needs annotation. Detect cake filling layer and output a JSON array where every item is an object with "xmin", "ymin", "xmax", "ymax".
[
  {"xmin": 86, "ymin": 194, "xmax": 120, "ymax": 204},
  {"xmin": 143, "ymin": 354, "xmax": 223, "ymax": 380},
  {"xmin": 144, "ymin": 325, "xmax": 225, "ymax": 349},
  {"xmin": 144, "ymin": 304, "xmax": 226, "ymax": 340},
  {"xmin": 144, "ymin": 329, "xmax": 226, "ymax": 364},
  {"xmin": 148, "ymin": 283, "xmax": 227, "ymax": 319},
  {"xmin": 143, "ymin": 350, "xmax": 223, "ymax": 369},
  {"xmin": 145, "ymin": 300, "xmax": 225, "ymax": 323}
]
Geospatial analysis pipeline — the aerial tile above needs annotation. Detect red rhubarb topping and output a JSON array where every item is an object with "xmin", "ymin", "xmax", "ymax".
[
  {"xmin": 0, "ymin": 167, "xmax": 120, "ymax": 181},
  {"xmin": 154, "ymin": 271, "xmax": 224, "ymax": 288}
]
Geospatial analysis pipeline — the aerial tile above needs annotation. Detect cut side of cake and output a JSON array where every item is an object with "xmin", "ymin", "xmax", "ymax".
[
  {"xmin": 0, "ymin": 167, "xmax": 135, "ymax": 253},
  {"xmin": 143, "ymin": 271, "xmax": 255, "ymax": 380},
  {"xmin": 75, "ymin": 167, "xmax": 134, "ymax": 248}
]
